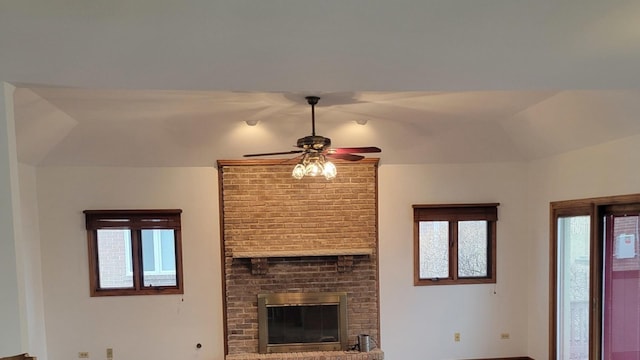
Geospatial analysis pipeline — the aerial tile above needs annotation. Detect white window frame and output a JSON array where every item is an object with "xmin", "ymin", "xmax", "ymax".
[{"xmin": 141, "ymin": 229, "xmax": 177, "ymax": 276}]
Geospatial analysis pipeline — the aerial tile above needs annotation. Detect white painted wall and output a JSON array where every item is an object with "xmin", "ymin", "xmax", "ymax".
[
  {"xmin": 36, "ymin": 167, "xmax": 224, "ymax": 360},
  {"xmin": 34, "ymin": 162, "xmax": 532, "ymax": 360},
  {"xmin": 526, "ymin": 133, "xmax": 640, "ymax": 360},
  {"xmin": 378, "ymin": 163, "xmax": 530, "ymax": 359},
  {"xmin": 18, "ymin": 163, "xmax": 48, "ymax": 359},
  {"xmin": 28, "ymin": 134, "xmax": 640, "ymax": 360},
  {"xmin": 0, "ymin": 82, "xmax": 27, "ymax": 356}
]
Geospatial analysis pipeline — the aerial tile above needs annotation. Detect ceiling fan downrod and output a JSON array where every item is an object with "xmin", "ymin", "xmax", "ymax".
[{"xmin": 306, "ymin": 96, "xmax": 320, "ymax": 137}]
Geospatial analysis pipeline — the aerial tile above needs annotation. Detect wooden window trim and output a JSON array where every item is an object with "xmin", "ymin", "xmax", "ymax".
[
  {"xmin": 84, "ymin": 209, "xmax": 184, "ymax": 297},
  {"xmin": 413, "ymin": 203, "xmax": 499, "ymax": 286}
]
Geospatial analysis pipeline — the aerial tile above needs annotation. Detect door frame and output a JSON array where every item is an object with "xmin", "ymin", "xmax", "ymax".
[{"xmin": 549, "ymin": 193, "xmax": 640, "ymax": 360}]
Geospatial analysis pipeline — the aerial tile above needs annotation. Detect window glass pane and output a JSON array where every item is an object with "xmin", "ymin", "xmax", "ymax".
[
  {"xmin": 141, "ymin": 230, "xmax": 156, "ymax": 272},
  {"xmin": 160, "ymin": 230, "xmax": 176, "ymax": 271},
  {"xmin": 603, "ymin": 215, "xmax": 640, "ymax": 359},
  {"xmin": 419, "ymin": 221, "xmax": 449, "ymax": 279},
  {"xmin": 142, "ymin": 229, "xmax": 177, "ymax": 287},
  {"xmin": 557, "ymin": 216, "xmax": 590, "ymax": 360},
  {"xmin": 458, "ymin": 221, "xmax": 488, "ymax": 277},
  {"xmin": 97, "ymin": 229, "xmax": 133, "ymax": 288}
]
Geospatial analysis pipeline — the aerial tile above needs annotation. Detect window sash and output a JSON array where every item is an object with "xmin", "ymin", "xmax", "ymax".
[
  {"xmin": 457, "ymin": 220, "xmax": 489, "ymax": 278},
  {"xmin": 418, "ymin": 221, "xmax": 450, "ymax": 279},
  {"xmin": 141, "ymin": 229, "xmax": 177, "ymax": 275}
]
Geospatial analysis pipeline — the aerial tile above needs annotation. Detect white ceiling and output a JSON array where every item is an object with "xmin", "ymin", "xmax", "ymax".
[{"xmin": 3, "ymin": 1, "xmax": 640, "ymax": 166}]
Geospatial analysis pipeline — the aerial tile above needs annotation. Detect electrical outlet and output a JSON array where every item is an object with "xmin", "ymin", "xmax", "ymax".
[
  {"xmin": 78, "ymin": 352, "xmax": 89, "ymax": 358},
  {"xmin": 106, "ymin": 348, "xmax": 113, "ymax": 358},
  {"xmin": 454, "ymin": 332, "xmax": 461, "ymax": 342},
  {"xmin": 501, "ymin": 333, "xmax": 510, "ymax": 339}
]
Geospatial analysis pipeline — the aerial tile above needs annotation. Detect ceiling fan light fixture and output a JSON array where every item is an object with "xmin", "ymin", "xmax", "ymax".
[
  {"xmin": 245, "ymin": 95, "xmax": 381, "ymax": 179},
  {"xmin": 292, "ymin": 163, "xmax": 306, "ymax": 179},
  {"xmin": 291, "ymin": 153, "xmax": 337, "ymax": 180},
  {"xmin": 306, "ymin": 161, "xmax": 323, "ymax": 177},
  {"xmin": 322, "ymin": 160, "xmax": 337, "ymax": 179}
]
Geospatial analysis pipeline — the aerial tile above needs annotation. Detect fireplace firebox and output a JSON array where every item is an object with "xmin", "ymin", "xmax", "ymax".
[{"xmin": 257, "ymin": 292, "xmax": 348, "ymax": 354}]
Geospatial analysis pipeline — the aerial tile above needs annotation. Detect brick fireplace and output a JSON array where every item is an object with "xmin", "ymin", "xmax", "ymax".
[{"xmin": 218, "ymin": 159, "xmax": 382, "ymax": 360}]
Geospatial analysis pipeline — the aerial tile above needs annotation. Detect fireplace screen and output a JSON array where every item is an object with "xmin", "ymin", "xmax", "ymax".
[{"xmin": 258, "ymin": 292, "xmax": 348, "ymax": 353}]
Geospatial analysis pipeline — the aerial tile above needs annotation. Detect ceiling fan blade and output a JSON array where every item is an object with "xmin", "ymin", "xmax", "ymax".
[
  {"xmin": 243, "ymin": 150, "xmax": 304, "ymax": 157},
  {"xmin": 327, "ymin": 153, "xmax": 365, "ymax": 161},
  {"xmin": 328, "ymin": 147, "xmax": 382, "ymax": 154}
]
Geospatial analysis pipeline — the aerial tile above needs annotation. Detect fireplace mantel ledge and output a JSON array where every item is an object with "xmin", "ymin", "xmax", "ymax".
[
  {"xmin": 233, "ymin": 248, "xmax": 373, "ymax": 274},
  {"xmin": 232, "ymin": 248, "xmax": 373, "ymax": 259}
]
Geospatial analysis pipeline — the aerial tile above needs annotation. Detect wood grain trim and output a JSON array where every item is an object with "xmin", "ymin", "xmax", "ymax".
[
  {"xmin": 217, "ymin": 157, "xmax": 380, "ymax": 167},
  {"xmin": 0, "ymin": 354, "xmax": 37, "ymax": 360}
]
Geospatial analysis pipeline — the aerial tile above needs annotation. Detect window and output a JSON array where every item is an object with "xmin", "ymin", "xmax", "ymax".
[
  {"xmin": 413, "ymin": 203, "xmax": 498, "ymax": 286},
  {"xmin": 84, "ymin": 209, "xmax": 183, "ymax": 296}
]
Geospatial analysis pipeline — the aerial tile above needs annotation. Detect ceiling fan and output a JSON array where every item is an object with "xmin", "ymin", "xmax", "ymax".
[{"xmin": 243, "ymin": 96, "xmax": 382, "ymax": 163}]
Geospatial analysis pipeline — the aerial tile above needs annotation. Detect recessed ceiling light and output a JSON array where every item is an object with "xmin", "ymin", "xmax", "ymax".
[
  {"xmin": 355, "ymin": 119, "xmax": 368, "ymax": 125},
  {"xmin": 245, "ymin": 119, "xmax": 259, "ymax": 126}
]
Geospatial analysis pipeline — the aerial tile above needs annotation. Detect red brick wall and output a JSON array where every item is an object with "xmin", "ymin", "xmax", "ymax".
[
  {"xmin": 612, "ymin": 216, "xmax": 639, "ymax": 271},
  {"xmin": 218, "ymin": 159, "xmax": 380, "ymax": 355},
  {"xmin": 96, "ymin": 230, "xmax": 131, "ymax": 288}
]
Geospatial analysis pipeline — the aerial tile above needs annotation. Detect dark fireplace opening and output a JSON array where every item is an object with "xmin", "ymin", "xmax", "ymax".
[
  {"xmin": 258, "ymin": 292, "xmax": 348, "ymax": 353},
  {"xmin": 268, "ymin": 304, "xmax": 339, "ymax": 344}
]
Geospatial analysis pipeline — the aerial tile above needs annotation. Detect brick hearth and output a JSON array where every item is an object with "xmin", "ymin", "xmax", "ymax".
[
  {"xmin": 218, "ymin": 159, "xmax": 381, "ymax": 358},
  {"xmin": 226, "ymin": 349, "xmax": 384, "ymax": 360}
]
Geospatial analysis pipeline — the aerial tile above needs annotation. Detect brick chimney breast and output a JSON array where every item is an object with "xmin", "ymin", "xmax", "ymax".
[{"xmin": 218, "ymin": 159, "xmax": 381, "ymax": 357}]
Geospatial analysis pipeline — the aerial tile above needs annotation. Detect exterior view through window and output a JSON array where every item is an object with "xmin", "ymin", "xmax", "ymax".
[
  {"xmin": 556, "ymin": 215, "xmax": 590, "ymax": 360},
  {"xmin": 413, "ymin": 203, "xmax": 498, "ymax": 286},
  {"xmin": 97, "ymin": 228, "xmax": 177, "ymax": 288},
  {"xmin": 84, "ymin": 209, "xmax": 183, "ymax": 296}
]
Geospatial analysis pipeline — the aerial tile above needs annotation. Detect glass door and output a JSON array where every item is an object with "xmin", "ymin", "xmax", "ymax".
[
  {"xmin": 602, "ymin": 208, "xmax": 640, "ymax": 360},
  {"xmin": 552, "ymin": 196, "xmax": 640, "ymax": 360},
  {"xmin": 557, "ymin": 215, "xmax": 591, "ymax": 360}
]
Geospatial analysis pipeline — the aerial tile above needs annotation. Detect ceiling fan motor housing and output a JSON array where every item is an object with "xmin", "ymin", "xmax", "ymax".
[{"xmin": 297, "ymin": 135, "xmax": 331, "ymax": 150}]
